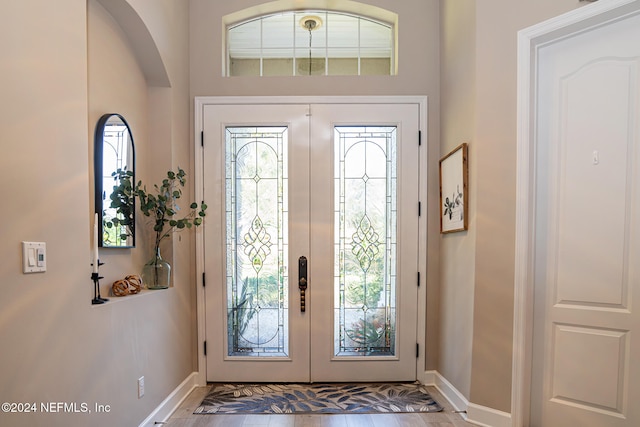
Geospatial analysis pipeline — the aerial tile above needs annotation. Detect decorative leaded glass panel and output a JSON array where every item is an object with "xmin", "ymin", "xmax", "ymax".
[
  {"xmin": 226, "ymin": 127, "xmax": 288, "ymax": 357},
  {"xmin": 334, "ymin": 126, "xmax": 397, "ymax": 356}
]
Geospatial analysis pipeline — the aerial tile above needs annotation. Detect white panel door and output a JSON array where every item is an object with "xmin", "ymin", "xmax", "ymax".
[
  {"xmin": 202, "ymin": 102, "xmax": 420, "ymax": 382},
  {"xmin": 531, "ymin": 11, "xmax": 640, "ymax": 426}
]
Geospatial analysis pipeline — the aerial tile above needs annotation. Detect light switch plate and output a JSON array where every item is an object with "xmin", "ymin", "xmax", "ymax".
[
  {"xmin": 22, "ymin": 241, "xmax": 46, "ymax": 273},
  {"xmin": 138, "ymin": 376, "xmax": 145, "ymax": 398}
]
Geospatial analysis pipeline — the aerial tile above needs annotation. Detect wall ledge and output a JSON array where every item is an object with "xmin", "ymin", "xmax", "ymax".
[{"xmin": 90, "ymin": 287, "xmax": 172, "ymax": 307}]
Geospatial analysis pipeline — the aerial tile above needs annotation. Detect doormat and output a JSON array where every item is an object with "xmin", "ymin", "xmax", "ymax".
[{"xmin": 194, "ymin": 382, "xmax": 443, "ymax": 414}]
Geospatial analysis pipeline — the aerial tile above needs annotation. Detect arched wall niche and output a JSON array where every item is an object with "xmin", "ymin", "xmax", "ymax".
[
  {"xmin": 89, "ymin": 0, "xmax": 177, "ymax": 282},
  {"xmin": 96, "ymin": 0, "xmax": 171, "ymax": 87}
]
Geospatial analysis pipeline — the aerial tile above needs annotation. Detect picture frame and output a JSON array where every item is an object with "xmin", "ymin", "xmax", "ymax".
[{"xmin": 439, "ymin": 143, "xmax": 468, "ymax": 233}]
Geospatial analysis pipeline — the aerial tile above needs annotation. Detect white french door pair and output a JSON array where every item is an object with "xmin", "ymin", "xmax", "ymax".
[{"xmin": 201, "ymin": 101, "xmax": 421, "ymax": 383}]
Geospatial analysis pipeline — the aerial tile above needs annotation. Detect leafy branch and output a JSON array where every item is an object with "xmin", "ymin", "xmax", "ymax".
[{"xmin": 134, "ymin": 167, "xmax": 207, "ymax": 251}]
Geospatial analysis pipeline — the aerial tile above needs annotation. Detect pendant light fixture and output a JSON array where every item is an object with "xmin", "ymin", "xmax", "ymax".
[{"xmin": 299, "ymin": 15, "xmax": 322, "ymax": 75}]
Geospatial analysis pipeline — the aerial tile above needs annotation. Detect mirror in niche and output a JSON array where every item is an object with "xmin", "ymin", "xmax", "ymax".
[{"xmin": 94, "ymin": 113, "xmax": 135, "ymax": 248}]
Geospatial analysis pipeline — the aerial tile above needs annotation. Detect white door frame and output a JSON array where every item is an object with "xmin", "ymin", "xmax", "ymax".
[
  {"xmin": 193, "ymin": 95, "xmax": 428, "ymax": 385},
  {"xmin": 512, "ymin": 1, "xmax": 640, "ymax": 425}
]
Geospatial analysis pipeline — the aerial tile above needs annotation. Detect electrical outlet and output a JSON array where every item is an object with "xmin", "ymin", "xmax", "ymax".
[{"xmin": 138, "ymin": 376, "xmax": 145, "ymax": 398}]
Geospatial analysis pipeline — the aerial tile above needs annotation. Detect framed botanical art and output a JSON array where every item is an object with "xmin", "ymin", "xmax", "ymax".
[{"xmin": 439, "ymin": 143, "xmax": 468, "ymax": 233}]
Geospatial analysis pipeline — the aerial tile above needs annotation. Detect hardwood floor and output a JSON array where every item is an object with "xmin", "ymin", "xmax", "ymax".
[{"xmin": 164, "ymin": 385, "xmax": 476, "ymax": 427}]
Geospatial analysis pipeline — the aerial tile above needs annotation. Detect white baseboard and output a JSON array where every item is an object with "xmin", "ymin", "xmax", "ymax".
[
  {"xmin": 423, "ymin": 370, "xmax": 469, "ymax": 413},
  {"xmin": 467, "ymin": 402, "xmax": 512, "ymax": 427},
  {"xmin": 139, "ymin": 372, "xmax": 199, "ymax": 427},
  {"xmin": 422, "ymin": 370, "xmax": 512, "ymax": 427}
]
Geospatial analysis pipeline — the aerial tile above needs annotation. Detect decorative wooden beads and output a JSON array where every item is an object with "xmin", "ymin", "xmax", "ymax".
[
  {"xmin": 124, "ymin": 275, "xmax": 142, "ymax": 293},
  {"xmin": 112, "ymin": 274, "xmax": 143, "ymax": 296}
]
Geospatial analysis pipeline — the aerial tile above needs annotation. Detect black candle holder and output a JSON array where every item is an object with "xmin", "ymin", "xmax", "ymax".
[{"xmin": 91, "ymin": 261, "xmax": 109, "ymax": 305}]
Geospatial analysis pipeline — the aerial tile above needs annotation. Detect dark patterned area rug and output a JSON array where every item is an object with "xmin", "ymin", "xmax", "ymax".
[{"xmin": 194, "ymin": 382, "xmax": 443, "ymax": 414}]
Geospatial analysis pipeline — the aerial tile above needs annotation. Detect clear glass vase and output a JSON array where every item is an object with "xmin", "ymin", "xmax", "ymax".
[{"xmin": 142, "ymin": 247, "xmax": 171, "ymax": 289}]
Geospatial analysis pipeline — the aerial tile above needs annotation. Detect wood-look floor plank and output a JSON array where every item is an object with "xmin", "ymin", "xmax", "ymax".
[
  {"xmin": 293, "ymin": 414, "xmax": 324, "ymax": 427},
  {"xmin": 368, "ymin": 413, "xmax": 402, "ymax": 427},
  {"xmin": 343, "ymin": 414, "xmax": 374, "ymax": 427},
  {"xmin": 267, "ymin": 414, "xmax": 297, "ymax": 426}
]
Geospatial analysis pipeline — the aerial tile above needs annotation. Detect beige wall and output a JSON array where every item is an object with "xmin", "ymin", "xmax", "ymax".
[
  {"xmin": 0, "ymin": 1, "xmax": 193, "ymax": 426},
  {"xmin": 439, "ymin": 0, "xmax": 477, "ymax": 399},
  {"xmin": 466, "ymin": 0, "xmax": 588, "ymax": 413}
]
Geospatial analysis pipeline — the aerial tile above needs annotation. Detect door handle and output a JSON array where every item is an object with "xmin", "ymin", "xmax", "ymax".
[{"xmin": 298, "ymin": 256, "xmax": 308, "ymax": 312}]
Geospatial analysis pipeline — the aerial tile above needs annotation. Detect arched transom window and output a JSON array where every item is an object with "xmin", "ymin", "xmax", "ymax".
[{"xmin": 226, "ymin": 10, "xmax": 395, "ymax": 76}]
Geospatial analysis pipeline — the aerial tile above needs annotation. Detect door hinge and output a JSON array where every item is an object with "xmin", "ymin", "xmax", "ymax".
[
  {"xmin": 418, "ymin": 130, "xmax": 422, "ymax": 146},
  {"xmin": 417, "ymin": 271, "xmax": 421, "ymax": 288},
  {"xmin": 202, "ymin": 272, "xmax": 206, "ymax": 288},
  {"xmin": 204, "ymin": 341, "xmax": 207, "ymax": 356},
  {"xmin": 201, "ymin": 130, "xmax": 204, "ymax": 147},
  {"xmin": 416, "ymin": 343, "xmax": 419, "ymax": 358},
  {"xmin": 418, "ymin": 201, "xmax": 422, "ymax": 217}
]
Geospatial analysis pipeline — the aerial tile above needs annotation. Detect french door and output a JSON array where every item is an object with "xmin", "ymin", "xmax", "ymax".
[{"xmin": 202, "ymin": 102, "xmax": 421, "ymax": 382}]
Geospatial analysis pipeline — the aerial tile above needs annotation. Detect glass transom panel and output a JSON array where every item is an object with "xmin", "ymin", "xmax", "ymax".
[
  {"xmin": 225, "ymin": 127, "xmax": 288, "ymax": 357},
  {"xmin": 334, "ymin": 126, "xmax": 397, "ymax": 357},
  {"xmin": 227, "ymin": 11, "xmax": 394, "ymax": 76}
]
